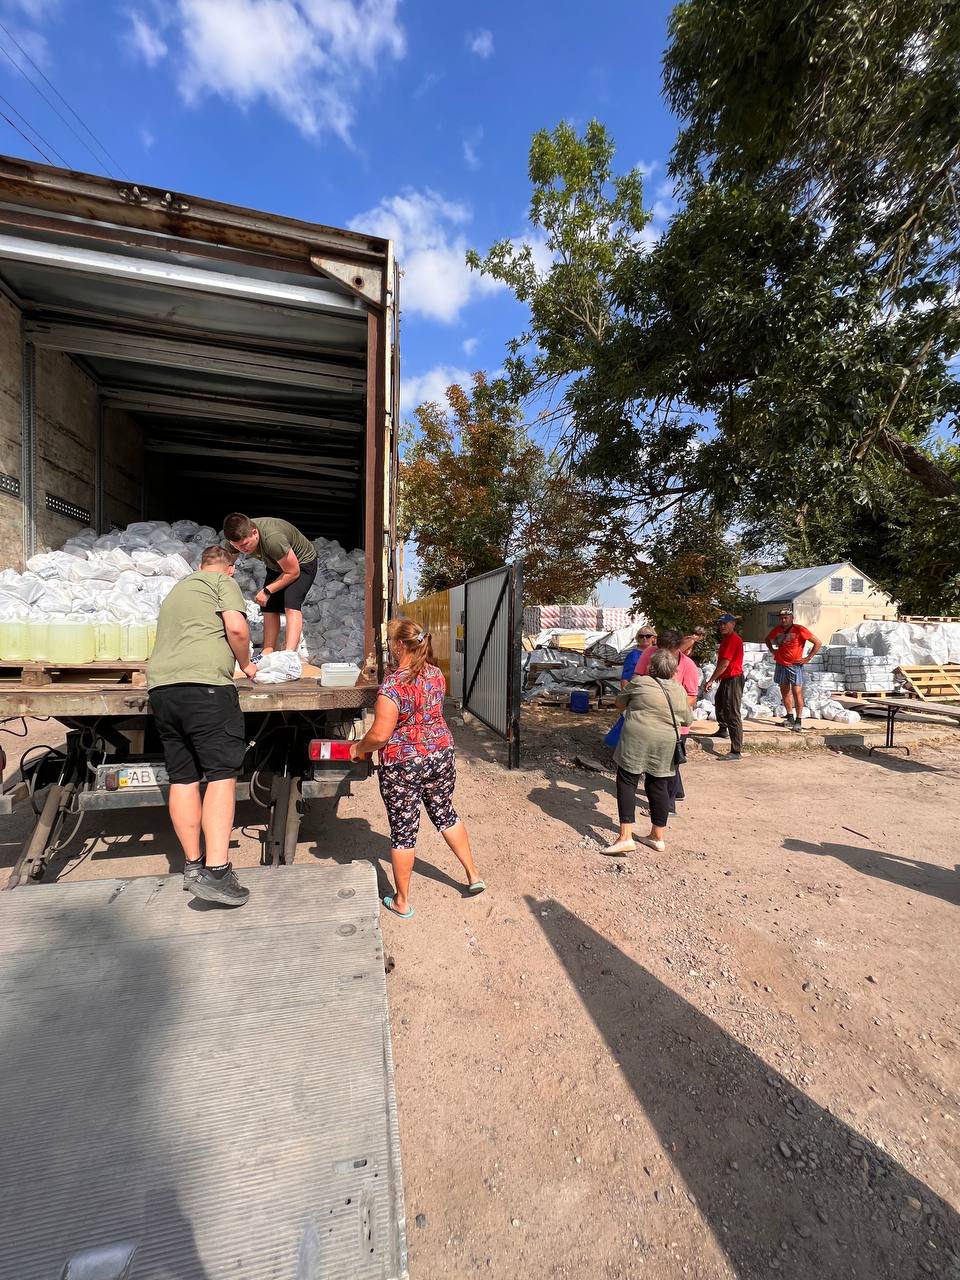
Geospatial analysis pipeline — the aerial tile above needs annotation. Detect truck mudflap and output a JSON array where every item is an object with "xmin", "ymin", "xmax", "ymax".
[{"xmin": 302, "ymin": 758, "xmax": 372, "ymax": 800}]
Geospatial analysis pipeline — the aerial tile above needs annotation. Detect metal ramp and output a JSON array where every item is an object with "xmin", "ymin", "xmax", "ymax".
[{"xmin": 0, "ymin": 864, "xmax": 408, "ymax": 1280}]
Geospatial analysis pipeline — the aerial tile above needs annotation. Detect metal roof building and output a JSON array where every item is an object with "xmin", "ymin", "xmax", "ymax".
[{"xmin": 736, "ymin": 562, "xmax": 897, "ymax": 641}]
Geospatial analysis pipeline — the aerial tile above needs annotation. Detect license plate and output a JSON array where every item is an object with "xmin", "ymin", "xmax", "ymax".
[{"xmin": 117, "ymin": 765, "xmax": 168, "ymax": 789}]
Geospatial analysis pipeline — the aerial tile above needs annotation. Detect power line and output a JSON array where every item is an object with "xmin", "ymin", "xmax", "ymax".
[
  {"xmin": 0, "ymin": 89, "xmax": 70, "ymax": 168},
  {"xmin": 0, "ymin": 106, "xmax": 53, "ymax": 165},
  {"xmin": 0, "ymin": 20, "xmax": 131, "ymax": 179}
]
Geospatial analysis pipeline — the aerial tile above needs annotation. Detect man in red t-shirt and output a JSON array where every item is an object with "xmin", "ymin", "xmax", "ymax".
[
  {"xmin": 764, "ymin": 608, "xmax": 822, "ymax": 732},
  {"xmin": 705, "ymin": 613, "xmax": 745, "ymax": 758}
]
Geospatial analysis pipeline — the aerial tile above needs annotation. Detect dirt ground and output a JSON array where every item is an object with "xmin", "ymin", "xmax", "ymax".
[{"xmin": 2, "ymin": 705, "xmax": 959, "ymax": 1279}]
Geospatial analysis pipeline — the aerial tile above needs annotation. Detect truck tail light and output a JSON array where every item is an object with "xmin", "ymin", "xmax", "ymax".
[{"xmin": 308, "ymin": 739, "xmax": 354, "ymax": 762}]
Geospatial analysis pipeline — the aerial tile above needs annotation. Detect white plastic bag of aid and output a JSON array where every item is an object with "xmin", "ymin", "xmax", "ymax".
[{"xmin": 253, "ymin": 651, "xmax": 303, "ymax": 684}]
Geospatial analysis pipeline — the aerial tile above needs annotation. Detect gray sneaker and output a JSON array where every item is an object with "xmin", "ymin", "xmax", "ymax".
[
  {"xmin": 188, "ymin": 864, "xmax": 250, "ymax": 907},
  {"xmin": 183, "ymin": 859, "xmax": 204, "ymax": 892},
  {"xmin": 791, "ymin": 719, "xmax": 804, "ymax": 733}
]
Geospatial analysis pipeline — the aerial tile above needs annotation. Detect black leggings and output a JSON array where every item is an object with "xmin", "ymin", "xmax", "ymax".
[{"xmin": 616, "ymin": 768, "xmax": 673, "ymax": 828}]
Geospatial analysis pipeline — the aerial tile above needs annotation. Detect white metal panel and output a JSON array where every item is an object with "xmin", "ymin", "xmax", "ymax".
[
  {"xmin": 449, "ymin": 584, "xmax": 465, "ymax": 701},
  {"xmin": 465, "ymin": 568, "xmax": 510, "ymax": 737}
]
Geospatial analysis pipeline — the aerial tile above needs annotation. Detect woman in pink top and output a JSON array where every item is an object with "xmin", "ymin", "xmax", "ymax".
[{"xmin": 349, "ymin": 616, "xmax": 484, "ymax": 918}]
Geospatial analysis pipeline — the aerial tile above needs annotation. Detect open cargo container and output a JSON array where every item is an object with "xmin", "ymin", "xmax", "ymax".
[{"xmin": 0, "ymin": 155, "xmax": 399, "ymax": 880}]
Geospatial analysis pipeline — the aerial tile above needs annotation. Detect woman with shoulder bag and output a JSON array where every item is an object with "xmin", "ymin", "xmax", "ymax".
[{"xmin": 603, "ymin": 648, "xmax": 693, "ymax": 855}]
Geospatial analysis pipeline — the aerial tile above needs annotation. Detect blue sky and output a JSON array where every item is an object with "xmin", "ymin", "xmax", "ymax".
[{"xmin": 0, "ymin": 0, "xmax": 681, "ymax": 603}]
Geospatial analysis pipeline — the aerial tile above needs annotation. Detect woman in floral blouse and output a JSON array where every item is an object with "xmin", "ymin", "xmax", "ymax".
[{"xmin": 350, "ymin": 616, "xmax": 484, "ymax": 917}]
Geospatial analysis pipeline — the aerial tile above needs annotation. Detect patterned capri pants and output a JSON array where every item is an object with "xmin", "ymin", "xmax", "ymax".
[{"xmin": 377, "ymin": 746, "xmax": 460, "ymax": 850}]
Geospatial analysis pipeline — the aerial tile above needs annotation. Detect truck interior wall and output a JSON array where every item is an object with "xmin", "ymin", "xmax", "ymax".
[
  {"xmin": 102, "ymin": 407, "xmax": 144, "ymax": 530},
  {"xmin": 0, "ymin": 291, "xmax": 21, "ymax": 565},
  {"xmin": 35, "ymin": 347, "xmax": 97, "ymax": 550}
]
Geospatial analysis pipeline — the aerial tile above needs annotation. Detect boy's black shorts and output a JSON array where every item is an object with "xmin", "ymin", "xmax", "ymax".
[{"xmin": 262, "ymin": 558, "xmax": 318, "ymax": 612}]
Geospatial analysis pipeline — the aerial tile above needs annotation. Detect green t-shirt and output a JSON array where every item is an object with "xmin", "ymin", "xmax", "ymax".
[
  {"xmin": 250, "ymin": 517, "xmax": 317, "ymax": 573},
  {"xmin": 147, "ymin": 571, "xmax": 247, "ymax": 690}
]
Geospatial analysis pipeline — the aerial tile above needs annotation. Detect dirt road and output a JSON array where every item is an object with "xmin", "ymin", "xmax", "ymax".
[{"xmin": 3, "ymin": 710, "xmax": 959, "ymax": 1278}]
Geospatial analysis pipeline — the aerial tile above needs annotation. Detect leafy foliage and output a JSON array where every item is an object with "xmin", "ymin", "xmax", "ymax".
[
  {"xmin": 470, "ymin": 2, "xmax": 960, "ymax": 611},
  {"xmin": 632, "ymin": 510, "xmax": 757, "ymax": 637},
  {"xmin": 398, "ymin": 373, "xmax": 624, "ymax": 601}
]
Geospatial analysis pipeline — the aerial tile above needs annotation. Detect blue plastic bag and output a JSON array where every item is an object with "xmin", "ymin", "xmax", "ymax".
[{"xmin": 604, "ymin": 714, "xmax": 624, "ymax": 748}]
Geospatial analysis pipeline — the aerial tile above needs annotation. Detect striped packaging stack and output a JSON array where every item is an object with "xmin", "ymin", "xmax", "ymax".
[
  {"xmin": 599, "ymin": 608, "xmax": 635, "ymax": 631},
  {"xmin": 559, "ymin": 605, "xmax": 600, "ymax": 629},
  {"xmin": 523, "ymin": 605, "xmax": 563, "ymax": 634}
]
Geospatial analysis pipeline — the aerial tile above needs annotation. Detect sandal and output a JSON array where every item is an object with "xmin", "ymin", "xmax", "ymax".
[
  {"xmin": 467, "ymin": 880, "xmax": 486, "ymax": 895},
  {"xmin": 382, "ymin": 894, "xmax": 415, "ymax": 919}
]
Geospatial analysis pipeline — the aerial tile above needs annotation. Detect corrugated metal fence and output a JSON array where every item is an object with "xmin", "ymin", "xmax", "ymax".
[{"xmin": 402, "ymin": 563, "xmax": 523, "ymax": 768}]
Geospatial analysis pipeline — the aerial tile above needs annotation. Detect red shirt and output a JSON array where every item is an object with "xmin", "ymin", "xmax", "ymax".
[
  {"xmin": 717, "ymin": 632, "xmax": 744, "ymax": 678},
  {"xmin": 765, "ymin": 623, "xmax": 815, "ymax": 667},
  {"xmin": 378, "ymin": 663, "xmax": 454, "ymax": 763}
]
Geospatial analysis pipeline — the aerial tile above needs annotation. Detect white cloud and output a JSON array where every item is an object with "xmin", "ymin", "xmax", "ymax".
[
  {"xmin": 462, "ymin": 127, "xmax": 482, "ymax": 171},
  {"xmin": 350, "ymin": 188, "xmax": 501, "ymax": 323},
  {"xmin": 462, "ymin": 337, "xmax": 478, "ymax": 356},
  {"xmin": 139, "ymin": 126, "xmax": 156, "ymax": 150},
  {"xmin": 1, "ymin": 0, "xmax": 61, "ymax": 20},
  {"xmin": 468, "ymin": 28, "xmax": 493, "ymax": 58},
  {"xmin": 125, "ymin": 11, "xmax": 168, "ymax": 66},
  {"xmin": 636, "ymin": 159, "xmax": 659, "ymax": 178},
  {"xmin": 126, "ymin": 0, "xmax": 405, "ymax": 143},
  {"xmin": 401, "ymin": 364, "xmax": 471, "ymax": 415}
]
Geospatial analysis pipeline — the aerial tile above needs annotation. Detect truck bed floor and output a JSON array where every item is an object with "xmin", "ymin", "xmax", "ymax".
[{"xmin": 0, "ymin": 864, "xmax": 407, "ymax": 1279}]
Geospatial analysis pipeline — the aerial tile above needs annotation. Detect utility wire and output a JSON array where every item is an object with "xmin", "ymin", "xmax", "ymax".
[
  {"xmin": 0, "ymin": 19, "xmax": 131, "ymax": 179},
  {"xmin": 0, "ymin": 105, "xmax": 53, "ymax": 164},
  {"xmin": 0, "ymin": 89, "xmax": 70, "ymax": 168}
]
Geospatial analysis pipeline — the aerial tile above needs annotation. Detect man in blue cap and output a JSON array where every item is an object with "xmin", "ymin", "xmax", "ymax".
[{"xmin": 705, "ymin": 613, "xmax": 744, "ymax": 758}]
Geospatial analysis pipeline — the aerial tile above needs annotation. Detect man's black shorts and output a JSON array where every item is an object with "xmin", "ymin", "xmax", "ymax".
[
  {"xmin": 262, "ymin": 557, "xmax": 318, "ymax": 613},
  {"xmin": 149, "ymin": 683, "xmax": 245, "ymax": 784}
]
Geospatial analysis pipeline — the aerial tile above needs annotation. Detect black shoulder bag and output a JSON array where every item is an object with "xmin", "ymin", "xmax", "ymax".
[{"xmin": 655, "ymin": 677, "xmax": 687, "ymax": 768}]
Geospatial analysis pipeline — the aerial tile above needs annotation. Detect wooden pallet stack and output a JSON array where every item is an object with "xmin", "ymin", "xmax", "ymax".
[
  {"xmin": 896, "ymin": 664, "xmax": 960, "ymax": 703},
  {"xmin": 0, "ymin": 661, "xmax": 149, "ymax": 688}
]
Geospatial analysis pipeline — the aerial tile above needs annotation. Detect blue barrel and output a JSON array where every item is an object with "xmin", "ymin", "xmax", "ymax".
[{"xmin": 569, "ymin": 689, "xmax": 591, "ymax": 714}]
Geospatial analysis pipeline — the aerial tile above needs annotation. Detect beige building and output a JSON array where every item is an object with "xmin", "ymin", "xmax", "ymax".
[{"xmin": 737, "ymin": 563, "xmax": 898, "ymax": 643}]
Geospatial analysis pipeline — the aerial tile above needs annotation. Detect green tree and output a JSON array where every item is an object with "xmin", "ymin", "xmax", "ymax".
[
  {"xmin": 632, "ymin": 511, "xmax": 757, "ymax": 638},
  {"xmin": 470, "ymin": 49, "xmax": 960, "ymax": 609},
  {"xmin": 398, "ymin": 373, "xmax": 624, "ymax": 601}
]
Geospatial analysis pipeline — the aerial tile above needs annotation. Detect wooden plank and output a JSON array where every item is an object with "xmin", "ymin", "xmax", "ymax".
[{"xmin": 896, "ymin": 664, "xmax": 960, "ymax": 703}]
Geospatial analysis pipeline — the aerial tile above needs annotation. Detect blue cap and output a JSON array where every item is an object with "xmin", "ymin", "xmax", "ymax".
[{"xmin": 716, "ymin": 613, "xmax": 738, "ymax": 623}]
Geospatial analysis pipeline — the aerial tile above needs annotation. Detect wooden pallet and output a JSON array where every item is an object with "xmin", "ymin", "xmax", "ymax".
[
  {"xmin": 843, "ymin": 689, "xmax": 896, "ymax": 700},
  {"xmin": 895, "ymin": 664, "xmax": 960, "ymax": 703},
  {"xmin": 0, "ymin": 660, "xmax": 148, "ymax": 688},
  {"xmin": 898, "ymin": 615, "xmax": 960, "ymax": 623}
]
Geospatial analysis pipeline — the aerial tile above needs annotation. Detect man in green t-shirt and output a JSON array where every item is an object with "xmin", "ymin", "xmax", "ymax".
[
  {"xmin": 147, "ymin": 545, "xmax": 258, "ymax": 907},
  {"xmin": 223, "ymin": 512, "xmax": 318, "ymax": 656}
]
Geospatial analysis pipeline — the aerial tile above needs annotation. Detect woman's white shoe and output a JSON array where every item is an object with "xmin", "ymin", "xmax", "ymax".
[
  {"xmin": 640, "ymin": 836, "xmax": 666, "ymax": 852},
  {"xmin": 601, "ymin": 839, "xmax": 637, "ymax": 856}
]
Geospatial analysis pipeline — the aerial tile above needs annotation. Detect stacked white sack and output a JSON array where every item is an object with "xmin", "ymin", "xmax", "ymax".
[
  {"xmin": 0, "ymin": 519, "xmax": 204, "ymax": 626},
  {"xmin": 0, "ymin": 520, "xmax": 366, "ymax": 666},
  {"xmin": 831, "ymin": 619, "xmax": 960, "ymax": 667},
  {"xmin": 692, "ymin": 640, "xmax": 860, "ymax": 722}
]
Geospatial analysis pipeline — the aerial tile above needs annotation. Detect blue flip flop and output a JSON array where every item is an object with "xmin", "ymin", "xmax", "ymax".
[{"xmin": 383, "ymin": 895, "xmax": 415, "ymax": 919}]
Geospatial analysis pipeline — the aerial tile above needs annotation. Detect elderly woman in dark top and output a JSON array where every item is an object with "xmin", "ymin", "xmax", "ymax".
[{"xmin": 604, "ymin": 648, "xmax": 693, "ymax": 856}]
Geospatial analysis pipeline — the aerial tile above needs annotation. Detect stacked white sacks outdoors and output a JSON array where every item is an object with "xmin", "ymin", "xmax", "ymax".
[
  {"xmin": 831, "ymin": 619, "xmax": 960, "ymax": 667},
  {"xmin": 0, "ymin": 519, "xmax": 366, "ymax": 668}
]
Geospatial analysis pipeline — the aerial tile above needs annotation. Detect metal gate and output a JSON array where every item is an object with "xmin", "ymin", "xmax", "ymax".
[{"xmin": 463, "ymin": 563, "xmax": 523, "ymax": 768}]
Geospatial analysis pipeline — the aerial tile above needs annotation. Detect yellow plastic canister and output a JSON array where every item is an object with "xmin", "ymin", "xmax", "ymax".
[
  {"xmin": 121, "ymin": 622, "xmax": 150, "ymax": 662},
  {"xmin": 95, "ymin": 621, "xmax": 123, "ymax": 661},
  {"xmin": 0, "ymin": 618, "xmax": 28, "ymax": 661},
  {"xmin": 48, "ymin": 621, "xmax": 96, "ymax": 664}
]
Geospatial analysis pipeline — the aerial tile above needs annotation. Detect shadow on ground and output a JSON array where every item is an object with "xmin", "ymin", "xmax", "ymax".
[
  {"xmin": 823, "ymin": 737, "xmax": 944, "ymax": 774},
  {"xmin": 528, "ymin": 895, "xmax": 960, "ymax": 1279},
  {"xmin": 785, "ymin": 838, "xmax": 960, "ymax": 908},
  {"xmin": 303, "ymin": 804, "xmax": 473, "ymax": 903}
]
